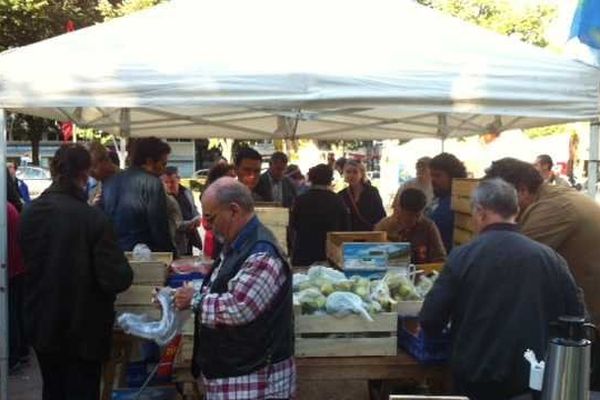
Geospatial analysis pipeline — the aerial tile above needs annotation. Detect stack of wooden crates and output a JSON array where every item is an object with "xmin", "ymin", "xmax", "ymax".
[
  {"xmin": 451, "ymin": 178, "xmax": 480, "ymax": 247},
  {"xmin": 255, "ymin": 206, "xmax": 289, "ymax": 254},
  {"xmin": 115, "ymin": 252, "xmax": 172, "ymax": 317}
]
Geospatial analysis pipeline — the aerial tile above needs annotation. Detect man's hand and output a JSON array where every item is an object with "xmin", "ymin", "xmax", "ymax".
[{"xmin": 174, "ymin": 284, "xmax": 196, "ymax": 310}]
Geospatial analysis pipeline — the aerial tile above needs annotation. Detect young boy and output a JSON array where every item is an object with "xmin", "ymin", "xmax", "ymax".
[{"xmin": 375, "ymin": 188, "xmax": 446, "ymax": 264}]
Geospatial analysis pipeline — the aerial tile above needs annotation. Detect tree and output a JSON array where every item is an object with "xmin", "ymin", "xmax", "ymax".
[
  {"xmin": 0, "ymin": 1, "xmax": 103, "ymax": 163},
  {"xmin": 415, "ymin": 0, "xmax": 557, "ymax": 48},
  {"xmin": 0, "ymin": 1, "xmax": 165, "ymax": 163},
  {"xmin": 97, "ymin": 0, "xmax": 166, "ymax": 20}
]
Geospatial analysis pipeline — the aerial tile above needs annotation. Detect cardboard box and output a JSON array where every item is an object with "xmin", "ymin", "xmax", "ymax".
[
  {"xmin": 326, "ymin": 231, "xmax": 387, "ymax": 268},
  {"xmin": 341, "ymin": 242, "xmax": 411, "ymax": 271}
]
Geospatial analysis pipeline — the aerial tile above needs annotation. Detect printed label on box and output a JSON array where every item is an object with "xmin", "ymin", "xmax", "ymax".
[{"xmin": 342, "ymin": 242, "xmax": 411, "ymax": 270}]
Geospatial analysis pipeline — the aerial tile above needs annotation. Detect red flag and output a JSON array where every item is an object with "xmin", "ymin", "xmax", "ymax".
[
  {"xmin": 61, "ymin": 121, "xmax": 73, "ymax": 142},
  {"xmin": 65, "ymin": 20, "xmax": 75, "ymax": 32}
]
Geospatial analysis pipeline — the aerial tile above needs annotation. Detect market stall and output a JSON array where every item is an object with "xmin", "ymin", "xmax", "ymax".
[{"xmin": 2, "ymin": 0, "xmax": 600, "ymax": 397}]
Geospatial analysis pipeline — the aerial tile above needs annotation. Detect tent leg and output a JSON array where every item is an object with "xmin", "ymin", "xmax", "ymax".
[
  {"xmin": 588, "ymin": 121, "xmax": 599, "ymax": 198},
  {"xmin": 118, "ymin": 108, "xmax": 131, "ymax": 169},
  {"xmin": 0, "ymin": 109, "xmax": 9, "ymax": 400}
]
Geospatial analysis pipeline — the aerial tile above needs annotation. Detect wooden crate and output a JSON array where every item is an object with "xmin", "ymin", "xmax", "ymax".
[
  {"xmin": 255, "ymin": 206, "xmax": 289, "ymax": 227},
  {"xmin": 396, "ymin": 301, "xmax": 423, "ymax": 317},
  {"xmin": 326, "ymin": 231, "xmax": 387, "ymax": 268},
  {"xmin": 125, "ymin": 251, "xmax": 173, "ymax": 264},
  {"xmin": 175, "ymin": 335, "xmax": 195, "ymax": 366},
  {"xmin": 454, "ymin": 212, "xmax": 475, "ymax": 233},
  {"xmin": 450, "ymin": 179, "xmax": 480, "ymax": 214},
  {"xmin": 416, "ymin": 263, "xmax": 444, "ymax": 275},
  {"xmin": 453, "ymin": 227, "xmax": 475, "ymax": 247},
  {"xmin": 115, "ymin": 285, "xmax": 155, "ymax": 306},
  {"xmin": 268, "ymin": 225, "xmax": 288, "ymax": 252},
  {"xmin": 129, "ymin": 261, "xmax": 168, "ymax": 285},
  {"xmin": 295, "ymin": 311, "xmax": 397, "ymax": 358}
]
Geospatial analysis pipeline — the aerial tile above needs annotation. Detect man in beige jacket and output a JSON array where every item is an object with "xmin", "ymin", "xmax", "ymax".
[{"xmin": 485, "ymin": 158, "xmax": 600, "ymax": 325}]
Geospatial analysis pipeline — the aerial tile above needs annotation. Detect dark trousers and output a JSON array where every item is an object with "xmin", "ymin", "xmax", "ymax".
[
  {"xmin": 35, "ymin": 350, "xmax": 102, "ymax": 400},
  {"xmin": 8, "ymin": 274, "xmax": 27, "ymax": 367}
]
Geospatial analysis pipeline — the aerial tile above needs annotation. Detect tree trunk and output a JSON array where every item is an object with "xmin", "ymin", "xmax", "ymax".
[{"xmin": 31, "ymin": 138, "xmax": 40, "ymax": 165}]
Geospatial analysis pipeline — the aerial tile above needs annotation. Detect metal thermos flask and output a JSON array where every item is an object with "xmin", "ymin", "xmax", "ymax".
[{"xmin": 541, "ymin": 316, "xmax": 596, "ymax": 400}]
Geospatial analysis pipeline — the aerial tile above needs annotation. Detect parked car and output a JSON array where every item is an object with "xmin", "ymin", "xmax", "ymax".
[{"xmin": 16, "ymin": 166, "xmax": 52, "ymax": 199}]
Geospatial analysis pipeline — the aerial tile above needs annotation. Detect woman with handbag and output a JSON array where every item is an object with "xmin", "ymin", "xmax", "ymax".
[{"xmin": 338, "ymin": 159, "xmax": 386, "ymax": 231}]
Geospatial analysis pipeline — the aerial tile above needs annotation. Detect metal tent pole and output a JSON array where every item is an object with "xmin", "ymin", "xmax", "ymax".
[
  {"xmin": 118, "ymin": 108, "xmax": 131, "ymax": 169},
  {"xmin": 438, "ymin": 114, "xmax": 448, "ymax": 153},
  {"xmin": 588, "ymin": 120, "xmax": 599, "ymax": 199},
  {"xmin": 0, "ymin": 109, "xmax": 9, "ymax": 400}
]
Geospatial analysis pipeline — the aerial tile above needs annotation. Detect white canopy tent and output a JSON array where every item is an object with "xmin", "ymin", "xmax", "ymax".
[
  {"xmin": 1, "ymin": 0, "xmax": 600, "ymax": 394},
  {"xmin": 0, "ymin": 0, "xmax": 599, "ymax": 141}
]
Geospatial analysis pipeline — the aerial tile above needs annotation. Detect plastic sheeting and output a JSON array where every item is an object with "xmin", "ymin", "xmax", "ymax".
[{"xmin": 0, "ymin": 0, "xmax": 599, "ymax": 140}]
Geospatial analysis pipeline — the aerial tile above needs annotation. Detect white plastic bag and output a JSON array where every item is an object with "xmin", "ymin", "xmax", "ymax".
[
  {"xmin": 132, "ymin": 243, "xmax": 152, "ymax": 262},
  {"xmin": 117, "ymin": 287, "xmax": 190, "ymax": 346},
  {"xmin": 307, "ymin": 265, "xmax": 346, "ymax": 284},
  {"xmin": 293, "ymin": 273, "xmax": 310, "ymax": 292},
  {"xmin": 326, "ymin": 291, "xmax": 373, "ymax": 321},
  {"xmin": 369, "ymin": 279, "xmax": 397, "ymax": 311}
]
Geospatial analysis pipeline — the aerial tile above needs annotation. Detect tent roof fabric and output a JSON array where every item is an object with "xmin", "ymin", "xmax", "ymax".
[{"xmin": 1, "ymin": 0, "xmax": 599, "ymax": 140}]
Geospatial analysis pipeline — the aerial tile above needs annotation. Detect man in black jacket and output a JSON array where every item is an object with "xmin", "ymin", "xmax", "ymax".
[
  {"xmin": 102, "ymin": 137, "xmax": 174, "ymax": 252},
  {"xmin": 420, "ymin": 178, "xmax": 584, "ymax": 400},
  {"xmin": 20, "ymin": 144, "xmax": 133, "ymax": 400},
  {"xmin": 255, "ymin": 151, "xmax": 297, "ymax": 207},
  {"xmin": 291, "ymin": 164, "xmax": 348, "ymax": 265}
]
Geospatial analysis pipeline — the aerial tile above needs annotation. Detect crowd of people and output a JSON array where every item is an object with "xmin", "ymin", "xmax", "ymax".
[{"xmin": 6, "ymin": 137, "xmax": 600, "ymax": 400}]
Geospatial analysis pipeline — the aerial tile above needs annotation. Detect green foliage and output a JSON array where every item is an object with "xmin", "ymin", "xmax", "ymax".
[
  {"xmin": 525, "ymin": 124, "xmax": 576, "ymax": 139},
  {"xmin": 97, "ymin": 0, "xmax": 165, "ymax": 20},
  {"xmin": 415, "ymin": 0, "xmax": 557, "ymax": 48},
  {"xmin": 0, "ymin": 0, "xmax": 101, "ymax": 52},
  {"xmin": 75, "ymin": 126, "xmax": 114, "ymax": 145}
]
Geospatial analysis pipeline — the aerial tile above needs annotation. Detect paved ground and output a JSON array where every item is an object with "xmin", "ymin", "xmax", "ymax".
[{"xmin": 8, "ymin": 354, "xmax": 42, "ymax": 400}]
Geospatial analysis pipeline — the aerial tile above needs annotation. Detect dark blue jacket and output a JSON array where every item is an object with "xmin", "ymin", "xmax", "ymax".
[
  {"xmin": 101, "ymin": 167, "xmax": 174, "ymax": 252},
  {"xmin": 428, "ymin": 194, "xmax": 454, "ymax": 252},
  {"xmin": 420, "ymin": 223, "xmax": 584, "ymax": 395}
]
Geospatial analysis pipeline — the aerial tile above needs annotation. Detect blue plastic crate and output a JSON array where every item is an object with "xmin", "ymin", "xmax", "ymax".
[
  {"xmin": 126, "ymin": 362, "xmax": 172, "ymax": 388},
  {"xmin": 140, "ymin": 341, "xmax": 160, "ymax": 362},
  {"xmin": 167, "ymin": 272, "xmax": 204, "ymax": 288},
  {"xmin": 112, "ymin": 386, "xmax": 177, "ymax": 400},
  {"xmin": 398, "ymin": 318, "xmax": 451, "ymax": 364}
]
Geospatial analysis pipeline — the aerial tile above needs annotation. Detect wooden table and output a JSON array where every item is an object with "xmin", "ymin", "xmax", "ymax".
[{"xmin": 296, "ymin": 351, "xmax": 450, "ymax": 400}]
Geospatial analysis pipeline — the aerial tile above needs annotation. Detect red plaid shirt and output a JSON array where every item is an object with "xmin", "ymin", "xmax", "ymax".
[{"xmin": 197, "ymin": 248, "xmax": 296, "ymax": 399}]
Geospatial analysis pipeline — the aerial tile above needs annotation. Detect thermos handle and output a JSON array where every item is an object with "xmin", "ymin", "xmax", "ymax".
[{"xmin": 584, "ymin": 323, "xmax": 598, "ymax": 342}]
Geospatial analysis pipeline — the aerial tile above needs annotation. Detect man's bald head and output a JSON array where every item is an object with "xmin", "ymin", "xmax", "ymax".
[
  {"xmin": 202, "ymin": 177, "xmax": 255, "ymax": 244},
  {"xmin": 203, "ymin": 177, "xmax": 255, "ymax": 213}
]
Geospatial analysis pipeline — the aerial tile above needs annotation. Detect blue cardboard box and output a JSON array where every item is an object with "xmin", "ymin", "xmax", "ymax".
[{"xmin": 342, "ymin": 242, "xmax": 411, "ymax": 271}]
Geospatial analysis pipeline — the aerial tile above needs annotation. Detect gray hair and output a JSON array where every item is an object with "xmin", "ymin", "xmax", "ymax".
[
  {"xmin": 472, "ymin": 178, "xmax": 519, "ymax": 219},
  {"xmin": 206, "ymin": 177, "xmax": 254, "ymax": 213}
]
